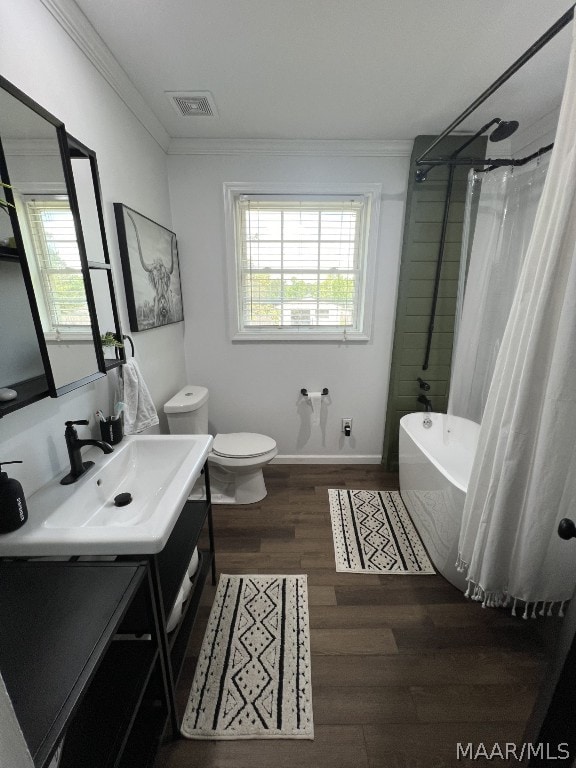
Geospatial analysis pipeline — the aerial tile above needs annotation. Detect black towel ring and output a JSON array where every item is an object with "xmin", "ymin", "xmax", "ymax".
[{"xmin": 123, "ymin": 334, "xmax": 135, "ymax": 358}]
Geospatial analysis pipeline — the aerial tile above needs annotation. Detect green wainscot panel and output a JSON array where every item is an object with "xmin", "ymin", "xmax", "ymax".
[{"xmin": 382, "ymin": 134, "xmax": 486, "ymax": 471}]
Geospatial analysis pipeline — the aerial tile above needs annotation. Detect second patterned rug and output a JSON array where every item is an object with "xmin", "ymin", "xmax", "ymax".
[
  {"xmin": 181, "ymin": 574, "xmax": 313, "ymax": 740},
  {"xmin": 328, "ymin": 489, "xmax": 434, "ymax": 574}
]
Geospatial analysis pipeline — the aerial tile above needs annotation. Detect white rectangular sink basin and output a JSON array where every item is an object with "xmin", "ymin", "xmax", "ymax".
[{"xmin": 0, "ymin": 435, "xmax": 213, "ymax": 556}]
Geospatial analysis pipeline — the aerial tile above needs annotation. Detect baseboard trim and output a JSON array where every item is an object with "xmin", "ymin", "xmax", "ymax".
[{"xmin": 271, "ymin": 455, "xmax": 382, "ymax": 465}]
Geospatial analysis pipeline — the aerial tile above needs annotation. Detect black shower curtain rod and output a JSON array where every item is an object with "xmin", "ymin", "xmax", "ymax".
[
  {"xmin": 481, "ymin": 141, "xmax": 554, "ymax": 172},
  {"xmin": 415, "ymin": 141, "xmax": 554, "ymax": 171},
  {"xmin": 415, "ymin": 4, "xmax": 575, "ymax": 170}
]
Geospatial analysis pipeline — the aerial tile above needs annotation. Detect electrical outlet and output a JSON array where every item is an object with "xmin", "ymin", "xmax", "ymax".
[{"xmin": 342, "ymin": 418, "xmax": 352, "ymax": 433}]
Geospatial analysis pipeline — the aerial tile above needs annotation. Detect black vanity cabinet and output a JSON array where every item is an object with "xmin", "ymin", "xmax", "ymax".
[
  {"xmin": 0, "ymin": 560, "xmax": 169, "ymax": 768},
  {"xmin": 121, "ymin": 462, "xmax": 216, "ymax": 731},
  {"xmin": 0, "ymin": 464, "xmax": 216, "ymax": 768}
]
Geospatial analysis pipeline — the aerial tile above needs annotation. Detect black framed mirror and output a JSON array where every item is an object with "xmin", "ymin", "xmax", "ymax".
[{"xmin": 0, "ymin": 75, "xmax": 124, "ymax": 417}]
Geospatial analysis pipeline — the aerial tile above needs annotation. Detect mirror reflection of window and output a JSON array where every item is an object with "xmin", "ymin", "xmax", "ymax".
[
  {"xmin": 23, "ymin": 196, "xmax": 91, "ymax": 338},
  {"xmin": 10, "ymin": 188, "xmax": 100, "ymax": 391}
]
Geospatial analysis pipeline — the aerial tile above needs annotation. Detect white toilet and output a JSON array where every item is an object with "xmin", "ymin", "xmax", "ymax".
[{"xmin": 164, "ymin": 385, "xmax": 278, "ymax": 504}]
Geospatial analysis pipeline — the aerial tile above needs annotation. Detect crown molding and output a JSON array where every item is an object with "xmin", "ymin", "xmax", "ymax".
[
  {"xmin": 15, "ymin": 182, "xmax": 67, "ymax": 194},
  {"xmin": 39, "ymin": 0, "xmax": 170, "ymax": 151},
  {"xmin": 3, "ymin": 139, "xmax": 61, "ymax": 156},
  {"xmin": 168, "ymin": 138, "xmax": 413, "ymax": 157}
]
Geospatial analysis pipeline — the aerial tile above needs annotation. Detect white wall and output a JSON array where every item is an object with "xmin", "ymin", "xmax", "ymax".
[
  {"xmin": 0, "ymin": 0, "xmax": 186, "ymax": 498},
  {"xmin": 167, "ymin": 149, "xmax": 408, "ymax": 461}
]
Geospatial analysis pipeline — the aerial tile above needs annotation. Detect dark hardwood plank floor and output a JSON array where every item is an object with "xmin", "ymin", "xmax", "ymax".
[{"xmin": 154, "ymin": 464, "xmax": 557, "ymax": 768}]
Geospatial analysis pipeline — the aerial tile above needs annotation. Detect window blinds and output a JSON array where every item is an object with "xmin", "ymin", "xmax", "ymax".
[
  {"xmin": 236, "ymin": 196, "xmax": 365, "ymax": 331},
  {"xmin": 25, "ymin": 199, "xmax": 90, "ymax": 331}
]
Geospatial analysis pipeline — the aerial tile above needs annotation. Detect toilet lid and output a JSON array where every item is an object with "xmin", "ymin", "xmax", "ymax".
[{"xmin": 212, "ymin": 432, "xmax": 277, "ymax": 458}]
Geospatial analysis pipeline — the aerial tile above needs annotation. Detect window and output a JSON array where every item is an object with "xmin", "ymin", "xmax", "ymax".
[
  {"xmin": 24, "ymin": 197, "xmax": 90, "ymax": 337},
  {"xmin": 224, "ymin": 183, "xmax": 381, "ymax": 340}
]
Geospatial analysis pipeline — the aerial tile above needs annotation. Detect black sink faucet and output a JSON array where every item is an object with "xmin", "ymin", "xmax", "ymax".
[{"xmin": 60, "ymin": 420, "xmax": 113, "ymax": 486}]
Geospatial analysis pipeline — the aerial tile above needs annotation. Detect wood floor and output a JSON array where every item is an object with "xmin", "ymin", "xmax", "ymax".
[{"xmin": 154, "ymin": 465, "xmax": 557, "ymax": 768}]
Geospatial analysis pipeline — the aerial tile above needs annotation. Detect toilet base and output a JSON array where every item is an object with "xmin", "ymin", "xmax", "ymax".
[{"xmin": 187, "ymin": 465, "xmax": 268, "ymax": 505}]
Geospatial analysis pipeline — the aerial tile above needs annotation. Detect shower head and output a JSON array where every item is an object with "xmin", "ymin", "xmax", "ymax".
[
  {"xmin": 414, "ymin": 117, "xmax": 519, "ymax": 182},
  {"xmin": 489, "ymin": 119, "xmax": 519, "ymax": 142}
]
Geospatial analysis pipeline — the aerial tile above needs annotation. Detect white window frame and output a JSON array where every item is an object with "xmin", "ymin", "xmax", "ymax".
[{"xmin": 223, "ymin": 182, "xmax": 381, "ymax": 341}]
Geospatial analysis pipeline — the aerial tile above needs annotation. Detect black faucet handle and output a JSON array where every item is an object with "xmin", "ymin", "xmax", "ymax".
[
  {"xmin": 65, "ymin": 419, "xmax": 89, "ymax": 427},
  {"xmin": 417, "ymin": 377, "xmax": 431, "ymax": 391}
]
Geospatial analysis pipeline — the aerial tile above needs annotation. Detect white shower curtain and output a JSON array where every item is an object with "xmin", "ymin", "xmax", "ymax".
[
  {"xmin": 457, "ymin": 22, "xmax": 576, "ymax": 616},
  {"xmin": 449, "ymin": 159, "xmax": 549, "ymax": 424}
]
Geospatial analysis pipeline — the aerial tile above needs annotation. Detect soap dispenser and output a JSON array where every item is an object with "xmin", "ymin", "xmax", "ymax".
[{"xmin": 0, "ymin": 461, "xmax": 28, "ymax": 533}]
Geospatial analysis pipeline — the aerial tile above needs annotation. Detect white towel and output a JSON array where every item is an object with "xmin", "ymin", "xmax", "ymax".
[{"xmin": 121, "ymin": 359, "xmax": 159, "ymax": 434}]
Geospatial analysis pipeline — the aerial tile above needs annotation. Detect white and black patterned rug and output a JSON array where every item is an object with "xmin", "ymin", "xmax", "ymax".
[
  {"xmin": 181, "ymin": 574, "xmax": 313, "ymax": 740},
  {"xmin": 328, "ymin": 489, "xmax": 434, "ymax": 574}
]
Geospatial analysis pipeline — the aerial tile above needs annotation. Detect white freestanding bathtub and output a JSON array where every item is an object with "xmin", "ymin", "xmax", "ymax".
[{"xmin": 399, "ymin": 412, "xmax": 480, "ymax": 591}]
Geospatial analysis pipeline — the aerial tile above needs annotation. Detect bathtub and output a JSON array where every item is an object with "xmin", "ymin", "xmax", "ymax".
[{"xmin": 399, "ymin": 412, "xmax": 480, "ymax": 591}]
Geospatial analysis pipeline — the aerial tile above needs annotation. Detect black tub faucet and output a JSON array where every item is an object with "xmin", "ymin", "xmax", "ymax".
[
  {"xmin": 417, "ymin": 394, "xmax": 433, "ymax": 428},
  {"xmin": 417, "ymin": 394, "xmax": 433, "ymax": 412},
  {"xmin": 60, "ymin": 419, "xmax": 113, "ymax": 485}
]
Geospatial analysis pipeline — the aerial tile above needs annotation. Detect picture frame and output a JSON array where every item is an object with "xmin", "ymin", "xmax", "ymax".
[{"xmin": 114, "ymin": 203, "xmax": 184, "ymax": 332}]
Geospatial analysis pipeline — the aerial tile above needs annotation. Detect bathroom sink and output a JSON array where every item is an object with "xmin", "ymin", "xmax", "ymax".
[{"xmin": 0, "ymin": 435, "xmax": 213, "ymax": 556}]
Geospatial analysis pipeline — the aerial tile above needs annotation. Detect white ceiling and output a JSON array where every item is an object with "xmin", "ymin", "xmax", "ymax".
[{"xmin": 72, "ymin": 0, "xmax": 574, "ymax": 141}]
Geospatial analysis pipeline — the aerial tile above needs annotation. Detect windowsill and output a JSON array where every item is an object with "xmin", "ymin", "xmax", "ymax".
[
  {"xmin": 231, "ymin": 330, "xmax": 371, "ymax": 342},
  {"xmin": 45, "ymin": 334, "xmax": 94, "ymax": 344}
]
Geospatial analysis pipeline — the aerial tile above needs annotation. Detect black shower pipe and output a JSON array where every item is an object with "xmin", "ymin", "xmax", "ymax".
[
  {"xmin": 415, "ymin": 118, "xmax": 501, "ymax": 181},
  {"xmin": 420, "ymin": 122, "xmax": 490, "ymax": 370},
  {"xmin": 422, "ymin": 163, "xmax": 455, "ymax": 371},
  {"xmin": 415, "ymin": 4, "xmax": 575, "ymax": 170}
]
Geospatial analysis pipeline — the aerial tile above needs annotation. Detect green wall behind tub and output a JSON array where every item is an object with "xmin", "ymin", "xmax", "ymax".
[{"xmin": 382, "ymin": 135, "xmax": 486, "ymax": 471}]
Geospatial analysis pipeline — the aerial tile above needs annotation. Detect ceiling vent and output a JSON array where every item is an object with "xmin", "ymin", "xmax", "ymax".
[{"xmin": 166, "ymin": 91, "xmax": 218, "ymax": 117}]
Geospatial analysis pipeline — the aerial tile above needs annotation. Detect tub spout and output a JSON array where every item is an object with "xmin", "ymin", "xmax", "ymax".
[
  {"xmin": 417, "ymin": 394, "xmax": 433, "ymax": 428},
  {"xmin": 417, "ymin": 394, "xmax": 433, "ymax": 412}
]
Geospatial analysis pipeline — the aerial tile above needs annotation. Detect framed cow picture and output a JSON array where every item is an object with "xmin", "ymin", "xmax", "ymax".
[{"xmin": 114, "ymin": 203, "xmax": 184, "ymax": 332}]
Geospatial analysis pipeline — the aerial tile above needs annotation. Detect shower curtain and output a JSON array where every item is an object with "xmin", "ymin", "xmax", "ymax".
[
  {"xmin": 457, "ymin": 22, "xmax": 576, "ymax": 616},
  {"xmin": 449, "ymin": 158, "xmax": 549, "ymax": 424}
]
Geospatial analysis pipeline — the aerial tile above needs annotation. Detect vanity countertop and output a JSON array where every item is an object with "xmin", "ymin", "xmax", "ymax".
[{"xmin": 0, "ymin": 434, "xmax": 213, "ymax": 557}]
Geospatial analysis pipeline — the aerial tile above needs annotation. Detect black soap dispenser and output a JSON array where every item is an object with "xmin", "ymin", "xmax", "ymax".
[{"xmin": 0, "ymin": 461, "xmax": 28, "ymax": 533}]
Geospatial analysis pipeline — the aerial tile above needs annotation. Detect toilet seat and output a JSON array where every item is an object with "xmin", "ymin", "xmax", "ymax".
[{"xmin": 212, "ymin": 432, "xmax": 277, "ymax": 459}]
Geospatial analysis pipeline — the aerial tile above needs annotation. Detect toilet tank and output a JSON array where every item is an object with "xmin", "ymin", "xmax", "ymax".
[{"xmin": 164, "ymin": 385, "xmax": 209, "ymax": 434}]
